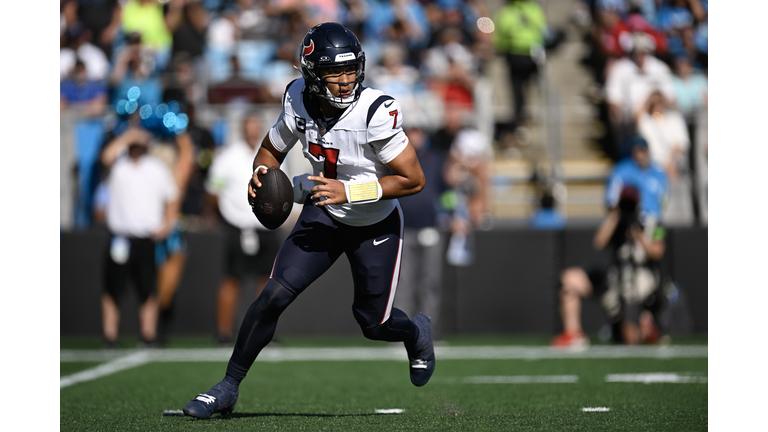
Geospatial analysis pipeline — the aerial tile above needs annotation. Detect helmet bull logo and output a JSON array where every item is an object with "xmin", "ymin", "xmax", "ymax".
[{"xmin": 302, "ymin": 40, "xmax": 314, "ymax": 57}]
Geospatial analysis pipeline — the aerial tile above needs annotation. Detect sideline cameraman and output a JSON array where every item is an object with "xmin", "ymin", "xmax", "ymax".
[{"xmin": 552, "ymin": 185, "xmax": 668, "ymax": 347}]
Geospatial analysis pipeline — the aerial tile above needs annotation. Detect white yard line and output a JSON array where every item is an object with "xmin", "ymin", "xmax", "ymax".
[
  {"xmin": 60, "ymin": 345, "xmax": 708, "ymax": 388},
  {"xmin": 605, "ymin": 372, "xmax": 708, "ymax": 384},
  {"xmin": 462, "ymin": 375, "xmax": 579, "ymax": 384},
  {"xmin": 60, "ymin": 351, "xmax": 152, "ymax": 389}
]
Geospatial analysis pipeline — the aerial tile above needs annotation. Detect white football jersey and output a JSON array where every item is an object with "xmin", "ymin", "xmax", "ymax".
[{"xmin": 268, "ymin": 78, "xmax": 409, "ymax": 226}]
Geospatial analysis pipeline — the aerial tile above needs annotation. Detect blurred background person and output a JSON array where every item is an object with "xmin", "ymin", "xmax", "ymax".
[
  {"xmin": 75, "ymin": 0, "xmax": 123, "ymax": 60},
  {"xmin": 529, "ymin": 188, "xmax": 566, "ymax": 230},
  {"xmin": 394, "ymin": 124, "xmax": 451, "ymax": 339},
  {"xmin": 164, "ymin": 0, "xmax": 208, "ymax": 67},
  {"xmin": 60, "ymin": 59, "xmax": 108, "ymax": 117},
  {"xmin": 552, "ymin": 184, "xmax": 667, "ymax": 347},
  {"xmin": 120, "ymin": 0, "xmax": 174, "ymax": 70},
  {"xmin": 109, "ymin": 31, "xmax": 164, "ymax": 107},
  {"xmin": 605, "ymin": 135, "xmax": 668, "ymax": 223},
  {"xmin": 98, "ymin": 103, "xmax": 195, "ymax": 346},
  {"xmin": 99, "ymin": 125, "xmax": 180, "ymax": 348},
  {"xmin": 671, "ymin": 54, "xmax": 707, "ymax": 140},
  {"xmin": 421, "ymin": 26, "xmax": 479, "ymax": 111},
  {"xmin": 204, "ymin": 113, "xmax": 284, "ymax": 345},
  {"xmin": 60, "ymin": 21, "xmax": 111, "ymax": 83},
  {"xmin": 493, "ymin": 0, "xmax": 548, "ymax": 131},
  {"xmin": 442, "ymin": 106, "xmax": 493, "ymax": 266},
  {"xmin": 636, "ymin": 90, "xmax": 694, "ymax": 226},
  {"xmin": 603, "ymin": 32, "xmax": 675, "ymax": 161}
]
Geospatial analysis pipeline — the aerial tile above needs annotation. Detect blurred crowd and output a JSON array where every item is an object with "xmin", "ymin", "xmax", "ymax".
[
  {"xmin": 577, "ymin": 0, "xmax": 708, "ymax": 226},
  {"xmin": 61, "ymin": 0, "xmax": 503, "ymax": 344},
  {"xmin": 60, "ymin": 0, "xmax": 500, "ymax": 231}
]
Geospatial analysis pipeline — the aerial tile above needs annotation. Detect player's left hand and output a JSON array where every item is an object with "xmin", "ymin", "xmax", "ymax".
[{"xmin": 307, "ymin": 172, "xmax": 347, "ymax": 206}]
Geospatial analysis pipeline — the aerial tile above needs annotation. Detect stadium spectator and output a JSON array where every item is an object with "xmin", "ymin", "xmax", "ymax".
[
  {"xmin": 99, "ymin": 125, "xmax": 180, "ymax": 348},
  {"xmin": 203, "ymin": 113, "xmax": 284, "ymax": 345},
  {"xmin": 530, "ymin": 189, "xmax": 566, "ymax": 230},
  {"xmin": 60, "ymin": 59, "xmax": 108, "ymax": 117},
  {"xmin": 98, "ymin": 105, "xmax": 196, "ymax": 346},
  {"xmin": 439, "ymin": 106, "xmax": 493, "ymax": 267},
  {"xmin": 671, "ymin": 55, "xmax": 707, "ymax": 122},
  {"xmin": 164, "ymin": 0, "xmax": 208, "ymax": 64},
  {"xmin": 394, "ymin": 125, "xmax": 451, "ymax": 338},
  {"xmin": 603, "ymin": 32, "xmax": 675, "ymax": 161},
  {"xmin": 444, "ymin": 111, "xmax": 493, "ymax": 231},
  {"xmin": 493, "ymin": 0, "xmax": 548, "ymax": 130},
  {"xmin": 109, "ymin": 32, "xmax": 164, "ymax": 107},
  {"xmin": 174, "ymin": 102, "xmax": 217, "ymax": 220},
  {"xmin": 121, "ymin": 0, "xmax": 175, "ymax": 70},
  {"xmin": 551, "ymin": 184, "xmax": 667, "ymax": 347},
  {"xmin": 421, "ymin": 26, "xmax": 478, "ymax": 110},
  {"xmin": 623, "ymin": 3, "xmax": 668, "ymax": 62},
  {"xmin": 366, "ymin": 43, "xmax": 424, "ymax": 125},
  {"xmin": 162, "ymin": 53, "xmax": 204, "ymax": 107},
  {"xmin": 338, "ymin": 0, "xmax": 369, "ymax": 39},
  {"xmin": 636, "ymin": 90, "xmax": 694, "ymax": 226},
  {"xmin": 205, "ymin": 5, "xmax": 239, "ymax": 57},
  {"xmin": 182, "ymin": 22, "xmax": 434, "ymax": 420},
  {"xmin": 584, "ymin": 0, "xmax": 632, "ymax": 84},
  {"xmin": 60, "ymin": 22, "xmax": 111, "ymax": 82},
  {"xmin": 429, "ymin": 100, "xmax": 464, "ymax": 154},
  {"xmin": 229, "ymin": 0, "xmax": 284, "ymax": 41},
  {"xmin": 76, "ymin": 0, "xmax": 123, "ymax": 60},
  {"xmin": 605, "ymin": 135, "xmax": 668, "ymax": 223},
  {"xmin": 363, "ymin": 0, "xmax": 429, "ymax": 58},
  {"xmin": 153, "ymin": 126, "xmax": 196, "ymax": 346},
  {"xmin": 60, "ymin": 0, "xmax": 80, "ymax": 45}
]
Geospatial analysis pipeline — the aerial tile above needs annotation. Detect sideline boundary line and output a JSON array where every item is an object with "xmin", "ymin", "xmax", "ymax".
[{"xmin": 61, "ymin": 345, "xmax": 707, "ymax": 388}]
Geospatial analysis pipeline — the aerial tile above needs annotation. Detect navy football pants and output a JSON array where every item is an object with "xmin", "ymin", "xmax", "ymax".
[{"xmin": 226, "ymin": 200, "xmax": 418, "ymax": 381}]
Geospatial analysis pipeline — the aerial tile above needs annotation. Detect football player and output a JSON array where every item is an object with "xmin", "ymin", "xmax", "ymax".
[{"xmin": 183, "ymin": 22, "xmax": 435, "ymax": 419}]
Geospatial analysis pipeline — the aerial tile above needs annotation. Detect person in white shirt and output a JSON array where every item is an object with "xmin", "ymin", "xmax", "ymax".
[
  {"xmin": 100, "ymin": 126, "xmax": 179, "ymax": 348},
  {"xmin": 183, "ymin": 22, "xmax": 434, "ymax": 420},
  {"xmin": 205, "ymin": 113, "xmax": 286, "ymax": 345},
  {"xmin": 637, "ymin": 90, "xmax": 695, "ymax": 226},
  {"xmin": 604, "ymin": 32, "xmax": 675, "ymax": 159}
]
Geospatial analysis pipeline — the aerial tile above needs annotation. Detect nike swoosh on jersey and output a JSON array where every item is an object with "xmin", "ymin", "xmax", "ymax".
[
  {"xmin": 373, "ymin": 238, "xmax": 389, "ymax": 246},
  {"xmin": 384, "ymin": 100, "xmax": 394, "ymax": 108}
]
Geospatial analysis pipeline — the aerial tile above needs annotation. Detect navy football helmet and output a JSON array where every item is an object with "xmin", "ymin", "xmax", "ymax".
[{"xmin": 299, "ymin": 22, "xmax": 365, "ymax": 109}]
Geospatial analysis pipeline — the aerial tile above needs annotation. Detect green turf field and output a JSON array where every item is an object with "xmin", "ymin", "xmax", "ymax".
[{"xmin": 60, "ymin": 335, "xmax": 707, "ymax": 431}]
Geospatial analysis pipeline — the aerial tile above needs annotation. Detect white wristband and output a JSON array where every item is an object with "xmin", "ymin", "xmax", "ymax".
[
  {"xmin": 344, "ymin": 180, "xmax": 383, "ymax": 205},
  {"xmin": 254, "ymin": 165, "xmax": 268, "ymax": 174}
]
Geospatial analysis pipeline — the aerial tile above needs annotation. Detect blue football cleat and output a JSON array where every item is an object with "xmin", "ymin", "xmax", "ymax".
[
  {"xmin": 408, "ymin": 313, "xmax": 436, "ymax": 387},
  {"xmin": 183, "ymin": 380, "xmax": 239, "ymax": 420}
]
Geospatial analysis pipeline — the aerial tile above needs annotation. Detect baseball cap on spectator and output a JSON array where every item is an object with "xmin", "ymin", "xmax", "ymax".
[
  {"xmin": 628, "ymin": 31, "xmax": 655, "ymax": 53},
  {"xmin": 626, "ymin": 135, "xmax": 649, "ymax": 150}
]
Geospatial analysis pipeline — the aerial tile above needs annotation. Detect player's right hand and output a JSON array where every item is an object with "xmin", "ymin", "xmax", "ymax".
[{"xmin": 248, "ymin": 165, "xmax": 269, "ymax": 198}]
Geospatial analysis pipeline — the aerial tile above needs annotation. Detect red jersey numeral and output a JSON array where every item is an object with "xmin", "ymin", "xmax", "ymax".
[
  {"xmin": 308, "ymin": 142, "xmax": 339, "ymax": 179},
  {"xmin": 389, "ymin": 110, "xmax": 398, "ymax": 129}
]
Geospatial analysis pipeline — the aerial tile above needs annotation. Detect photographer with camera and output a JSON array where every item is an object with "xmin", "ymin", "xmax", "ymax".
[{"xmin": 552, "ymin": 136, "xmax": 669, "ymax": 347}]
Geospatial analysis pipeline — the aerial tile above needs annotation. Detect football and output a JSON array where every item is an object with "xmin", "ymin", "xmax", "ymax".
[{"xmin": 248, "ymin": 166, "xmax": 294, "ymax": 230}]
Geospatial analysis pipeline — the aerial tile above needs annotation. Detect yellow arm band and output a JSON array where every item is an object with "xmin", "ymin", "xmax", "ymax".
[{"xmin": 344, "ymin": 180, "xmax": 383, "ymax": 205}]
